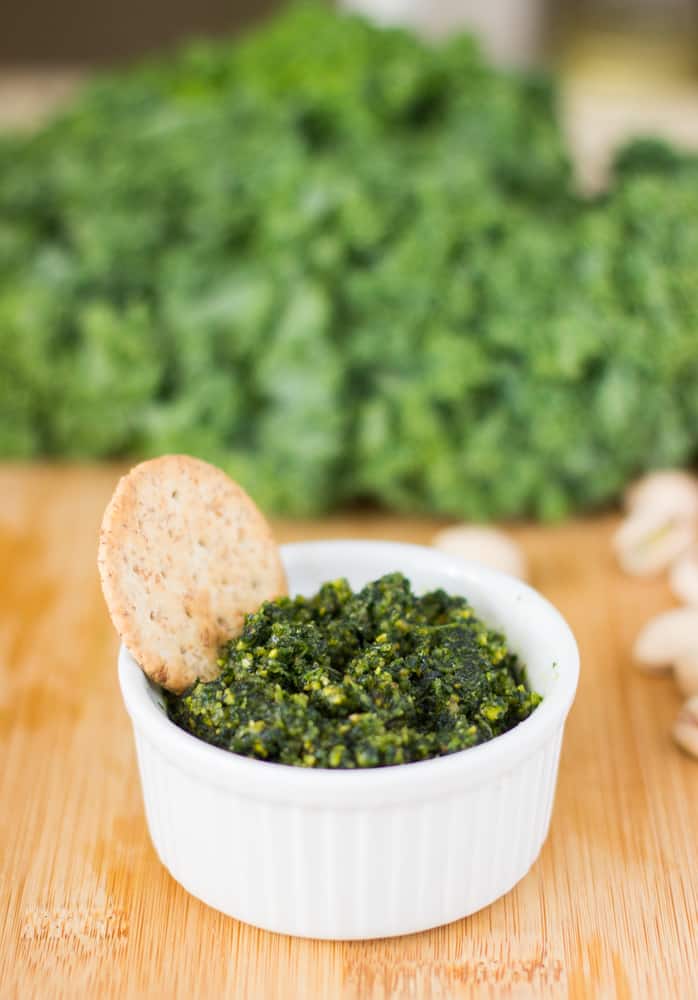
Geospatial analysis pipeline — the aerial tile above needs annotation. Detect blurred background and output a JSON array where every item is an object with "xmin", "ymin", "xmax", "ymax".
[
  {"xmin": 1, "ymin": 0, "xmax": 698, "ymax": 522},
  {"xmin": 3, "ymin": 0, "xmax": 698, "ymax": 187}
]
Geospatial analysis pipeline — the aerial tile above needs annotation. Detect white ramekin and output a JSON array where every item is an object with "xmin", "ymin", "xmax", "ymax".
[{"xmin": 119, "ymin": 540, "xmax": 579, "ymax": 939}]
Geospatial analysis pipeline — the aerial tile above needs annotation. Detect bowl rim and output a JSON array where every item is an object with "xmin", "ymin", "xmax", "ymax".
[{"xmin": 119, "ymin": 539, "xmax": 579, "ymax": 807}]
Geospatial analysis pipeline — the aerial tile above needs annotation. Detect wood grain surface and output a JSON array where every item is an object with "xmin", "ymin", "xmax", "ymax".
[{"xmin": 1, "ymin": 465, "xmax": 697, "ymax": 999}]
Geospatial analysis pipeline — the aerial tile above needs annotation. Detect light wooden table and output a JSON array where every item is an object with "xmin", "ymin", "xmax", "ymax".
[{"xmin": 1, "ymin": 465, "xmax": 696, "ymax": 998}]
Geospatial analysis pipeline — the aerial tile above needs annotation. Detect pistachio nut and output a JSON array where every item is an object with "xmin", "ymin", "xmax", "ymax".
[
  {"xmin": 432, "ymin": 525, "xmax": 527, "ymax": 580},
  {"xmin": 672, "ymin": 695, "xmax": 698, "ymax": 759},
  {"xmin": 613, "ymin": 508, "xmax": 695, "ymax": 576},
  {"xmin": 624, "ymin": 470, "xmax": 698, "ymax": 520},
  {"xmin": 669, "ymin": 546, "xmax": 698, "ymax": 606},
  {"xmin": 633, "ymin": 607, "xmax": 698, "ymax": 671}
]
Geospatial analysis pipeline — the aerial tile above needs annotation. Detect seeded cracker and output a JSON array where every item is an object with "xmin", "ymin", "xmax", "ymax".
[{"xmin": 98, "ymin": 455, "xmax": 287, "ymax": 692}]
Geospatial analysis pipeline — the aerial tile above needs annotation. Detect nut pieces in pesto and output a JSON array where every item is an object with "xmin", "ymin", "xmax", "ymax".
[{"xmin": 165, "ymin": 573, "xmax": 542, "ymax": 768}]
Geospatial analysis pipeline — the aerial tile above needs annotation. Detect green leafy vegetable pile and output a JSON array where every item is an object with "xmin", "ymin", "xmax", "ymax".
[
  {"xmin": 2, "ymin": 3, "xmax": 698, "ymax": 517},
  {"xmin": 166, "ymin": 572, "xmax": 541, "ymax": 767}
]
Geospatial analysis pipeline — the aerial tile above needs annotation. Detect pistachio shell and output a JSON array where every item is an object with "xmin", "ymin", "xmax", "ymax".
[
  {"xmin": 633, "ymin": 607, "xmax": 698, "ymax": 670},
  {"xmin": 672, "ymin": 695, "xmax": 698, "ymax": 759},
  {"xmin": 674, "ymin": 654, "xmax": 698, "ymax": 697},
  {"xmin": 432, "ymin": 525, "xmax": 527, "ymax": 580},
  {"xmin": 624, "ymin": 470, "xmax": 698, "ymax": 520},
  {"xmin": 669, "ymin": 547, "xmax": 698, "ymax": 606},
  {"xmin": 613, "ymin": 509, "xmax": 695, "ymax": 576}
]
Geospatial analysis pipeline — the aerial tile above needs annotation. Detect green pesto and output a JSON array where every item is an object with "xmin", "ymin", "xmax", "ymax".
[{"xmin": 165, "ymin": 573, "xmax": 542, "ymax": 768}]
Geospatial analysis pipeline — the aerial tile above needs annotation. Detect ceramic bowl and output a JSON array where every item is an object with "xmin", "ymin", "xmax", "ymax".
[{"xmin": 119, "ymin": 540, "xmax": 579, "ymax": 939}]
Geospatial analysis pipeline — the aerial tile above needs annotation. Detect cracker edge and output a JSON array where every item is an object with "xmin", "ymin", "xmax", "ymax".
[{"xmin": 97, "ymin": 455, "xmax": 287, "ymax": 693}]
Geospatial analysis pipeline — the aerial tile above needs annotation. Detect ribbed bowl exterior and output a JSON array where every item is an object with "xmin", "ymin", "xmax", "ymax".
[
  {"xmin": 120, "ymin": 541, "xmax": 578, "ymax": 939},
  {"xmin": 132, "ymin": 724, "xmax": 564, "ymax": 939}
]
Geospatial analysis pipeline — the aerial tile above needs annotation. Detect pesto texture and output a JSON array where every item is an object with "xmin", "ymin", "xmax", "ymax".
[{"xmin": 165, "ymin": 573, "xmax": 541, "ymax": 768}]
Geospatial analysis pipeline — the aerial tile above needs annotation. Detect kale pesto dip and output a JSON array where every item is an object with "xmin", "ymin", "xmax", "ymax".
[{"xmin": 165, "ymin": 573, "xmax": 542, "ymax": 768}]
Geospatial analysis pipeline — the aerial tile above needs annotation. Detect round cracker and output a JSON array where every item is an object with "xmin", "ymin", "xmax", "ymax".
[{"xmin": 98, "ymin": 455, "xmax": 287, "ymax": 693}]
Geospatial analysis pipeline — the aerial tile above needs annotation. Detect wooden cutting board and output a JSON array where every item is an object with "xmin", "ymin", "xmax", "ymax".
[{"xmin": 1, "ymin": 465, "xmax": 696, "ymax": 999}]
